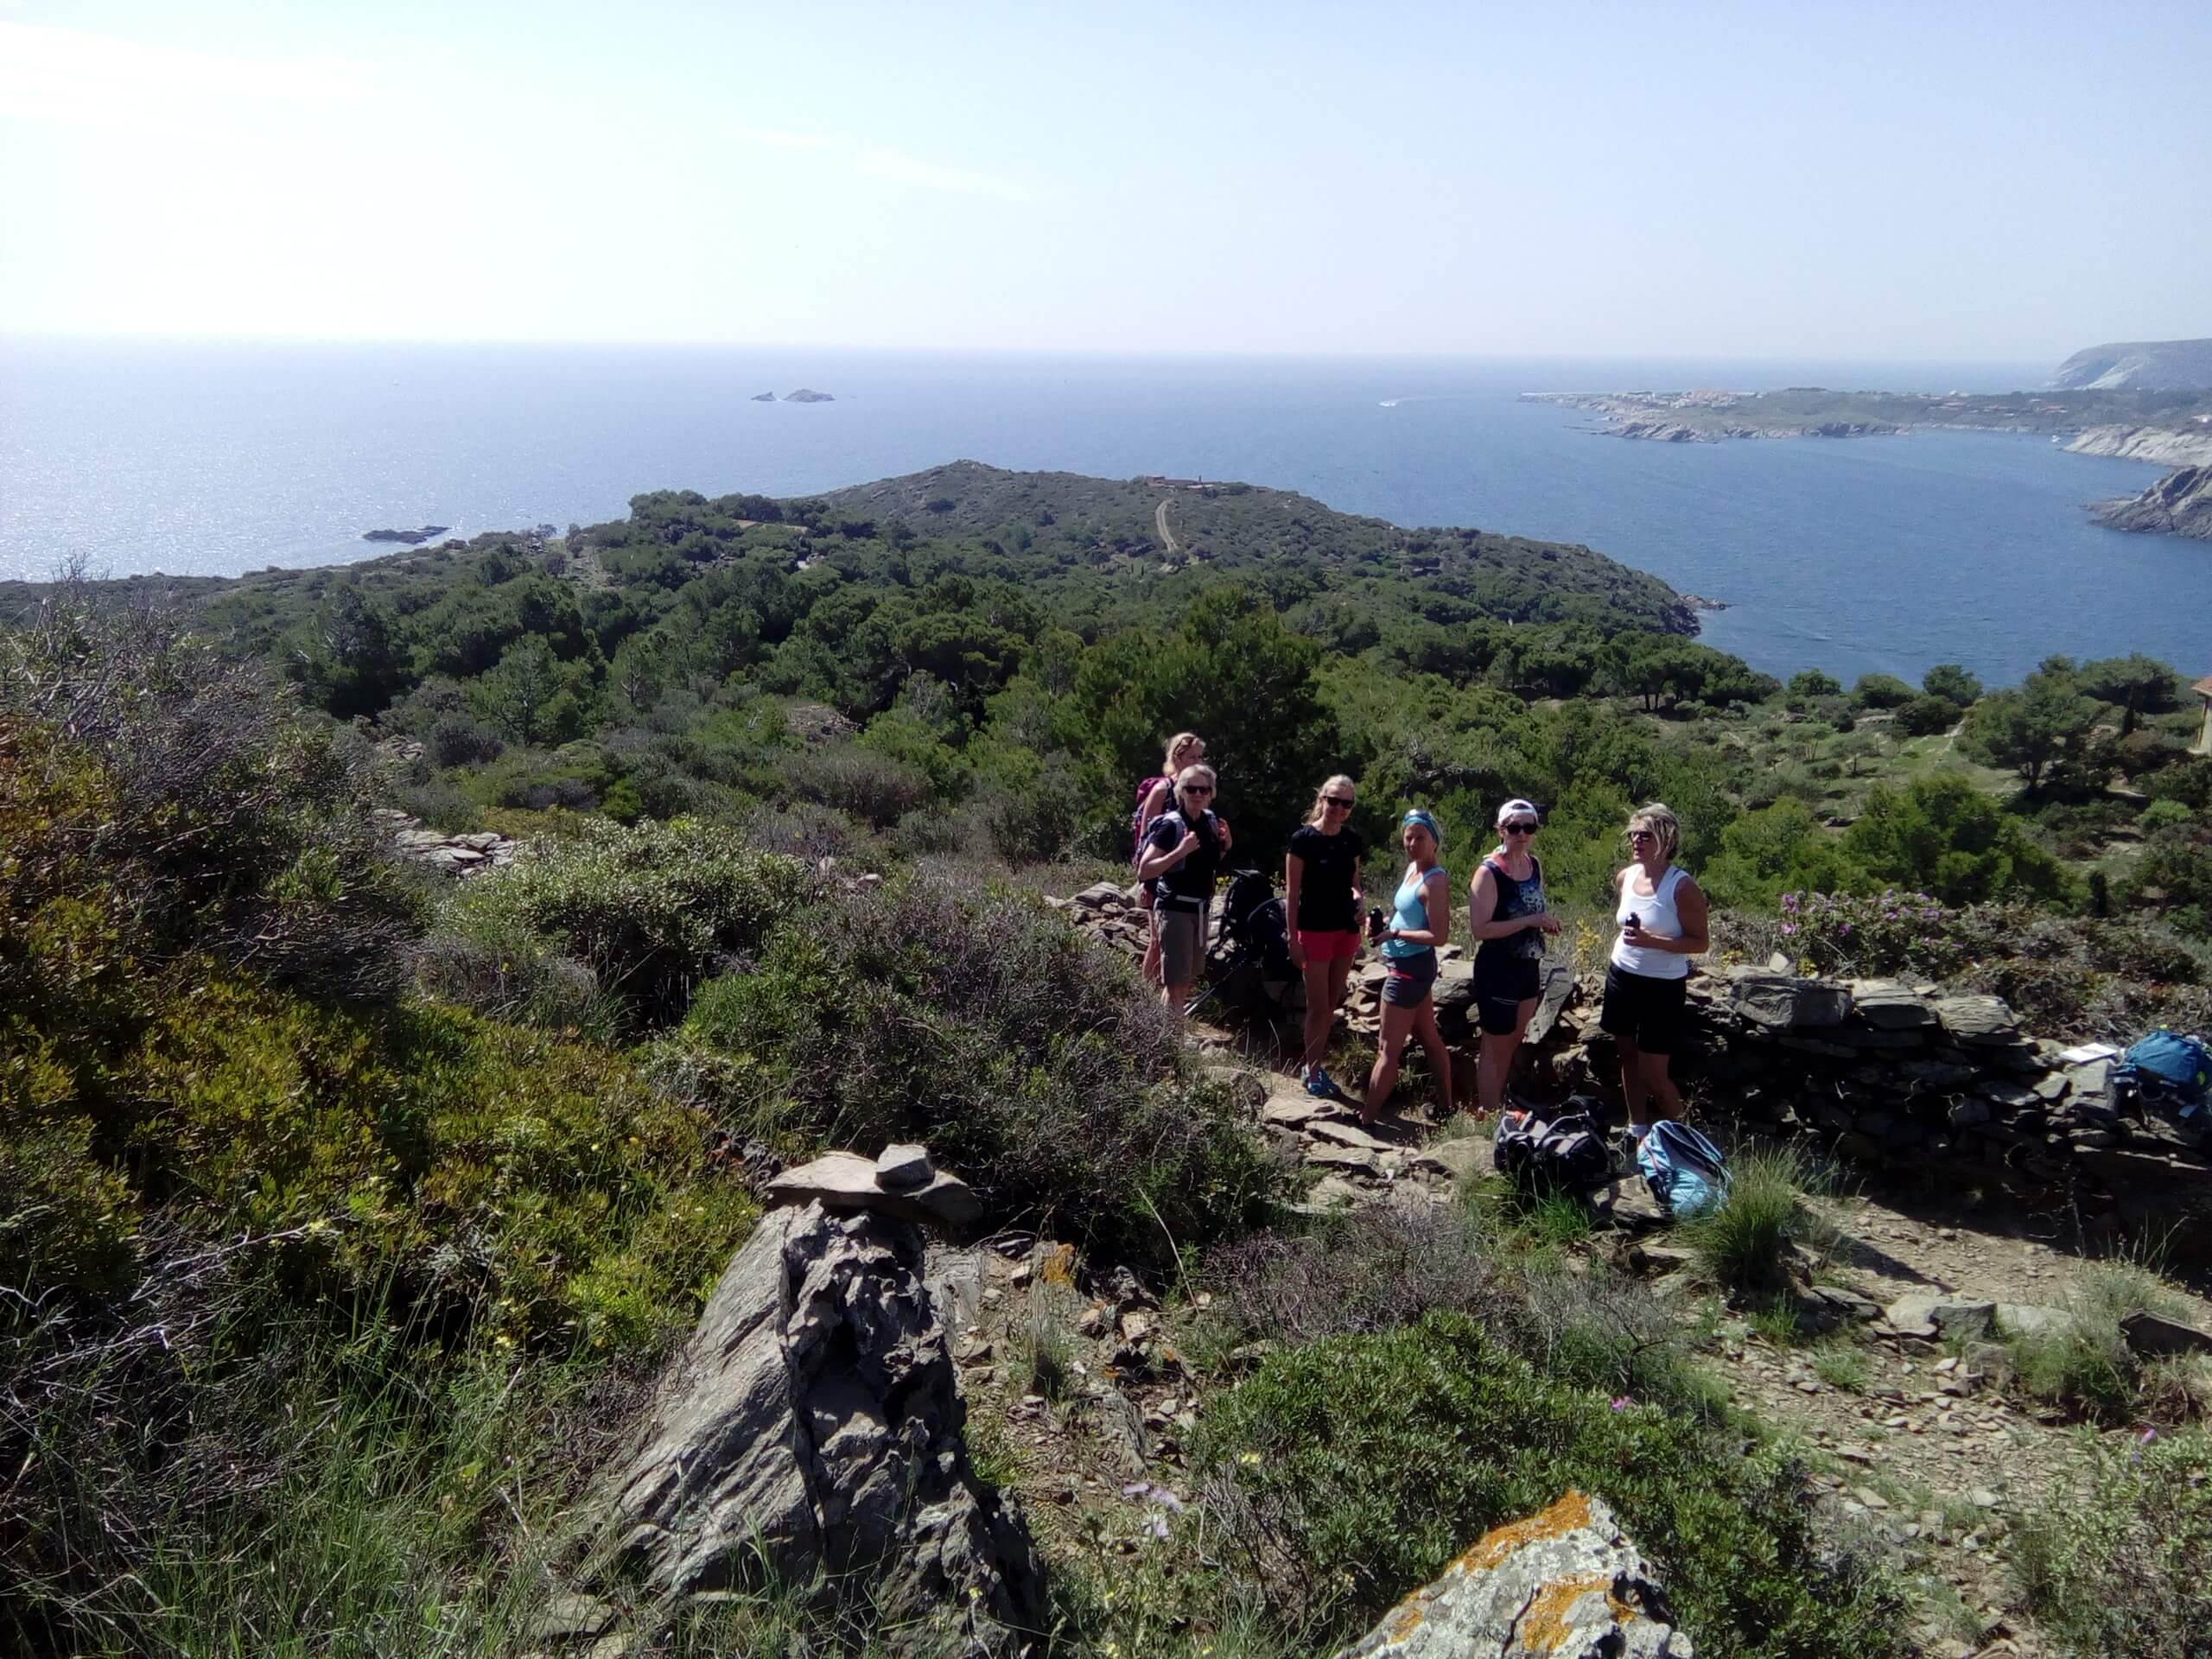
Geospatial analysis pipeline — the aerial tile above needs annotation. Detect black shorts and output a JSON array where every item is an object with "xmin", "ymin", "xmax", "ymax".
[
  {"xmin": 1473, "ymin": 953, "xmax": 1541, "ymax": 1036},
  {"xmin": 1600, "ymin": 965, "xmax": 1687, "ymax": 1055},
  {"xmin": 1381, "ymin": 950, "xmax": 1439, "ymax": 1008}
]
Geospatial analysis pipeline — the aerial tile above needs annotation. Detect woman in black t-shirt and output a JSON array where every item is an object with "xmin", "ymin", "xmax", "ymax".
[{"xmin": 1284, "ymin": 773, "xmax": 1365, "ymax": 1100}]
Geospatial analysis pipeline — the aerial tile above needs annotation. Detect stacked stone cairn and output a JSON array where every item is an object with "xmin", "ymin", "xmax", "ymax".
[{"xmin": 376, "ymin": 808, "xmax": 518, "ymax": 877}]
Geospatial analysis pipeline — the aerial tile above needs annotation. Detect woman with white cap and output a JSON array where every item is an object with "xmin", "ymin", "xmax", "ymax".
[
  {"xmin": 1466, "ymin": 798, "xmax": 1562, "ymax": 1116},
  {"xmin": 1360, "ymin": 808, "xmax": 1455, "ymax": 1127}
]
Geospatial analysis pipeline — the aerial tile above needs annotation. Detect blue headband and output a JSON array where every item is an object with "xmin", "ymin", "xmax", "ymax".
[{"xmin": 1402, "ymin": 809, "xmax": 1441, "ymax": 845}]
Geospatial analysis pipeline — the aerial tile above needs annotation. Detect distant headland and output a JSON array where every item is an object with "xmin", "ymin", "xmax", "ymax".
[
  {"xmin": 752, "ymin": 388, "xmax": 836, "ymax": 404},
  {"xmin": 361, "ymin": 524, "xmax": 449, "ymax": 544},
  {"xmin": 1526, "ymin": 342, "xmax": 2212, "ymax": 543}
]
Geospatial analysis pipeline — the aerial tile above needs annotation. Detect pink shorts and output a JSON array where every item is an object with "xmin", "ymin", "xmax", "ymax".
[{"xmin": 1297, "ymin": 929, "xmax": 1361, "ymax": 963}]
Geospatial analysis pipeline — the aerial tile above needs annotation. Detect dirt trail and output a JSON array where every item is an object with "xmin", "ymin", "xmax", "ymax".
[{"xmin": 1154, "ymin": 496, "xmax": 1179, "ymax": 556}]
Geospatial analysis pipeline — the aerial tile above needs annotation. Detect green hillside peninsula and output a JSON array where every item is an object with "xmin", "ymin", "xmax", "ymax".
[{"xmin": 1524, "ymin": 384, "xmax": 2212, "ymax": 445}]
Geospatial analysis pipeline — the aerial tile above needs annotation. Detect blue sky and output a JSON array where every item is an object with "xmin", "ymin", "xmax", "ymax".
[{"xmin": 3, "ymin": 1, "xmax": 2207, "ymax": 358}]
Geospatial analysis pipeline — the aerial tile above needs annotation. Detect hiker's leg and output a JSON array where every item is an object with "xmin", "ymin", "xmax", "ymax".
[
  {"xmin": 1638, "ymin": 1051, "xmax": 1683, "ymax": 1122},
  {"xmin": 1159, "ymin": 911, "xmax": 1199, "ymax": 1014},
  {"xmin": 1142, "ymin": 911, "xmax": 1163, "ymax": 987},
  {"xmin": 1413, "ymin": 1001, "xmax": 1454, "ymax": 1118},
  {"xmin": 1617, "ymin": 1035, "xmax": 1650, "ymax": 1129},
  {"xmin": 1364, "ymin": 1002, "xmax": 1414, "ymax": 1124},
  {"xmin": 1300, "ymin": 956, "xmax": 1334, "ymax": 1071},
  {"xmin": 1477, "ymin": 1030, "xmax": 1517, "ymax": 1117}
]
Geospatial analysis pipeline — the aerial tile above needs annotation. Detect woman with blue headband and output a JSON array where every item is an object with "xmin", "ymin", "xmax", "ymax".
[{"xmin": 1360, "ymin": 808, "xmax": 1455, "ymax": 1126}]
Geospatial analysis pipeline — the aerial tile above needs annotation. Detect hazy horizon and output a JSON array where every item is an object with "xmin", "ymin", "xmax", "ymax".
[{"xmin": 3, "ymin": 3, "xmax": 2206, "ymax": 360}]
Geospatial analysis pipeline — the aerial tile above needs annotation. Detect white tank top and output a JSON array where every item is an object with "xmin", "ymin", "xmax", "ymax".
[{"xmin": 1611, "ymin": 865, "xmax": 1691, "ymax": 980}]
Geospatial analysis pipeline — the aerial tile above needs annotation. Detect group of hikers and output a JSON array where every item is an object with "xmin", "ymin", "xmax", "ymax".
[{"xmin": 1131, "ymin": 732, "xmax": 1709, "ymax": 1141}]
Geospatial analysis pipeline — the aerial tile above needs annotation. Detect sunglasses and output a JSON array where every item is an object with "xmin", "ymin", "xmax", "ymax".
[
  {"xmin": 1628, "ymin": 830, "xmax": 1658, "ymax": 842},
  {"xmin": 1324, "ymin": 796, "xmax": 1356, "ymax": 809},
  {"xmin": 1181, "ymin": 785, "xmax": 1214, "ymax": 796},
  {"xmin": 1503, "ymin": 821, "xmax": 1539, "ymax": 834}
]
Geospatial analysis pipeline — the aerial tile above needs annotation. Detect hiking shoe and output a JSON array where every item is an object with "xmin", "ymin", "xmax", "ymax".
[{"xmin": 1304, "ymin": 1068, "xmax": 1348, "ymax": 1103}]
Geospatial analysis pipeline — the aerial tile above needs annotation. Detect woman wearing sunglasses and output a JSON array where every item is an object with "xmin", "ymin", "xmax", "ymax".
[
  {"xmin": 1136, "ymin": 763, "xmax": 1227, "ymax": 1012},
  {"xmin": 1603, "ymin": 803, "xmax": 1708, "ymax": 1135},
  {"xmin": 1466, "ymin": 798, "xmax": 1562, "ymax": 1117},
  {"xmin": 1284, "ymin": 773, "xmax": 1365, "ymax": 1101},
  {"xmin": 1360, "ymin": 809, "xmax": 1455, "ymax": 1127}
]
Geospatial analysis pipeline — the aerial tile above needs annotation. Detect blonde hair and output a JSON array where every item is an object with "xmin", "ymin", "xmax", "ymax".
[
  {"xmin": 1164, "ymin": 732, "xmax": 1205, "ymax": 773},
  {"xmin": 1627, "ymin": 803, "xmax": 1681, "ymax": 863},
  {"xmin": 1305, "ymin": 773, "xmax": 1357, "ymax": 826}
]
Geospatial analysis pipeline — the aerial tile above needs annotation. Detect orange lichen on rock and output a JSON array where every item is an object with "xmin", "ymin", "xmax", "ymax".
[
  {"xmin": 1512, "ymin": 1572, "xmax": 1624, "ymax": 1652},
  {"xmin": 1450, "ymin": 1491, "xmax": 1595, "ymax": 1577}
]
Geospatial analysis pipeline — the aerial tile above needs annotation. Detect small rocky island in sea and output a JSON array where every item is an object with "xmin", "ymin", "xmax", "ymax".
[
  {"xmin": 783, "ymin": 387, "xmax": 835, "ymax": 403},
  {"xmin": 362, "ymin": 524, "xmax": 450, "ymax": 544},
  {"xmin": 750, "ymin": 391, "xmax": 777, "ymax": 402}
]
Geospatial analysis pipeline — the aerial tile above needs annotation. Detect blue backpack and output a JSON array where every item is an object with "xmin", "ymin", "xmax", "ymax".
[
  {"xmin": 2115, "ymin": 1030, "xmax": 2212, "ymax": 1118},
  {"xmin": 1636, "ymin": 1120, "xmax": 1731, "ymax": 1219}
]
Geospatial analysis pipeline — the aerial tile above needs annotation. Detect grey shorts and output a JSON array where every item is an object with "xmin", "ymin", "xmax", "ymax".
[
  {"xmin": 1381, "ymin": 949, "xmax": 1439, "ymax": 1008},
  {"xmin": 1157, "ymin": 906, "xmax": 1205, "ymax": 986}
]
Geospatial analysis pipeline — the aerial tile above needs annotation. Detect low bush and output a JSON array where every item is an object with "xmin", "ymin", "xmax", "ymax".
[
  {"xmin": 2014, "ymin": 1427, "xmax": 2212, "ymax": 1656},
  {"xmin": 445, "ymin": 818, "xmax": 807, "ymax": 1030},
  {"xmin": 2004, "ymin": 1260, "xmax": 2186, "ymax": 1424},
  {"xmin": 666, "ymin": 868, "xmax": 1281, "ymax": 1258},
  {"xmin": 1195, "ymin": 1312, "xmax": 1905, "ymax": 1656},
  {"xmin": 785, "ymin": 741, "xmax": 932, "ymax": 829},
  {"xmin": 1200, "ymin": 1196, "xmax": 1708, "ymax": 1412}
]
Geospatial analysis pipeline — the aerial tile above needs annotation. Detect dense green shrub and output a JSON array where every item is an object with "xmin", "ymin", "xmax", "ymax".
[
  {"xmin": 1843, "ymin": 772, "xmax": 2072, "ymax": 906},
  {"xmin": 1893, "ymin": 693, "xmax": 1957, "ymax": 736},
  {"xmin": 2015, "ymin": 1427, "xmax": 2212, "ymax": 1655},
  {"xmin": 1196, "ymin": 1313, "xmax": 1904, "ymax": 1656},
  {"xmin": 664, "ymin": 868, "xmax": 1281, "ymax": 1256},
  {"xmin": 446, "ymin": 819, "xmax": 807, "ymax": 1029}
]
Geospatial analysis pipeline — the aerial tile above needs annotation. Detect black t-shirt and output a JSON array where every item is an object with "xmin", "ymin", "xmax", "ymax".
[
  {"xmin": 1146, "ymin": 809, "xmax": 1222, "ymax": 906},
  {"xmin": 1287, "ymin": 823, "xmax": 1366, "ymax": 932}
]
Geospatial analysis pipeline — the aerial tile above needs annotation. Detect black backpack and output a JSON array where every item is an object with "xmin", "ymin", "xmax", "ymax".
[{"xmin": 1494, "ymin": 1106, "xmax": 1611, "ymax": 1195}]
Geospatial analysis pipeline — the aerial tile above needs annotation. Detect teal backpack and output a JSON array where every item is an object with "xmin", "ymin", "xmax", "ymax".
[
  {"xmin": 2115, "ymin": 1030, "xmax": 2212, "ymax": 1118},
  {"xmin": 1636, "ymin": 1120, "xmax": 1732, "ymax": 1219}
]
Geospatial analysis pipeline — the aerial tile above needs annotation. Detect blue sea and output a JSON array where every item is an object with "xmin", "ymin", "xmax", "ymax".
[{"xmin": 0, "ymin": 340, "xmax": 2193, "ymax": 687}]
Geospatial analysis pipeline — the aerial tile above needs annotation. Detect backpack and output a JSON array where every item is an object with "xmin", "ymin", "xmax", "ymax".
[
  {"xmin": 1130, "ymin": 776, "xmax": 1169, "ymax": 865},
  {"xmin": 1495, "ymin": 1107, "xmax": 1611, "ymax": 1196},
  {"xmin": 1635, "ymin": 1119, "xmax": 1731, "ymax": 1219},
  {"xmin": 2115, "ymin": 1029, "xmax": 2212, "ymax": 1118}
]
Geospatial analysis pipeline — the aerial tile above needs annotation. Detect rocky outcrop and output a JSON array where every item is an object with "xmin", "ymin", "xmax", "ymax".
[
  {"xmin": 373, "ymin": 809, "xmax": 518, "ymax": 876},
  {"xmin": 2063, "ymin": 423, "xmax": 2212, "ymax": 467},
  {"xmin": 362, "ymin": 524, "xmax": 450, "ymax": 543},
  {"xmin": 751, "ymin": 391, "xmax": 779, "ymax": 402},
  {"xmin": 785, "ymin": 388, "xmax": 836, "ymax": 403},
  {"xmin": 2093, "ymin": 463, "xmax": 2212, "ymax": 540},
  {"xmin": 1330, "ymin": 1491, "xmax": 1682, "ymax": 1658},
  {"xmin": 2051, "ymin": 339, "xmax": 2212, "ymax": 392},
  {"xmin": 589, "ymin": 1201, "xmax": 1044, "ymax": 1656}
]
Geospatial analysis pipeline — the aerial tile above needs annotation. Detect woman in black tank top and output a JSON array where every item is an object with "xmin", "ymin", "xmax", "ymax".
[{"xmin": 1465, "ymin": 798, "xmax": 1560, "ymax": 1117}]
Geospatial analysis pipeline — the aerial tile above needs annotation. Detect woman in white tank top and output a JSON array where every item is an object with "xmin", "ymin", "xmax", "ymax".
[{"xmin": 1599, "ymin": 803, "xmax": 1708, "ymax": 1133}]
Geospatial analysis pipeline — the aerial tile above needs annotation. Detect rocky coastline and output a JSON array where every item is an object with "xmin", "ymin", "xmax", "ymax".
[{"xmin": 2094, "ymin": 464, "xmax": 2212, "ymax": 541}]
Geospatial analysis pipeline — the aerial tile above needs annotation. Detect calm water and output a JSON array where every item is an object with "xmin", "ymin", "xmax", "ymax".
[{"xmin": 0, "ymin": 340, "xmax": 2189, "ymax": 686}]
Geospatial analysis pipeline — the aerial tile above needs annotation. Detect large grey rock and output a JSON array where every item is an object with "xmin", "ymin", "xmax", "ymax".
[
  {"xmin": 1328, "ymin": 1491, "xmax": 1682, "ymax": 1657},
  {"xmin": 1849, "ymin": 980, "xmax": 1938, "ymax": 1029},
  {"xmin": 766, "ymin": 1150, "xmax": 982, "ymax": 1230},
  {"xmin": 874, "ymin": 1143, "xmax": 935, "ymax": 1192},
  {"xmin": 1933, "ymin": 995, "xmax": 2019, "ymax": 1046},
  {"xmin": 1883, "ymin": 1294, "xmax": 1996, "ymax": 1341},
  {"xmin": 591, "ymin": 1203, "xmax": 1043, "ymax": 1655},
  {"xmin": 1727, "ymin": 970, "xmax": 1851, "ymax": 1031},
  {"xmin": 1996, "ymin": 1303, "xmax": 2081, "ymax": 1342},
  {"xmin": 2121, "ymin": 1308, "xmax": 2212, "ymax": 1358},
  {"xmin": 1524, "ymin": 961, "xmax": 1580, "ymax": 1046}
]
